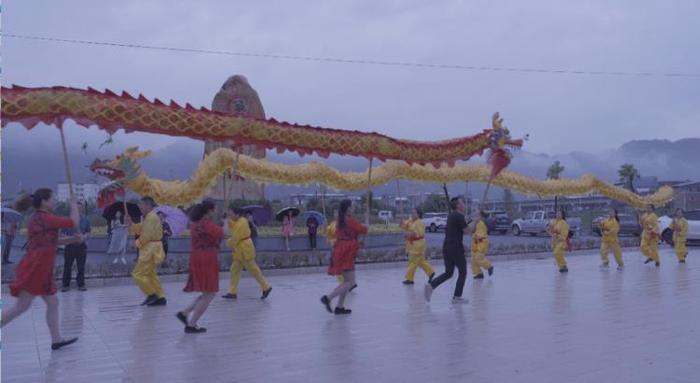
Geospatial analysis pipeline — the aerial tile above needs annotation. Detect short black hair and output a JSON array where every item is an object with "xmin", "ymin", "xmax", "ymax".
[
  {"xmin": 141, "ymin": 196, "xmax": 157, "ymax": 208},
  {"xmin": 449, "ymin": 197, "xmax": 462, "ymax": 210}
]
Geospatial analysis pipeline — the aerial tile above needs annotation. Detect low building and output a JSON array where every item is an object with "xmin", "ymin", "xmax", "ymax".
[
  {"xmin": 56, "ymin": 183, "xmax": 100, "ymax": 203},
  {"xmin": 672, "ymin": 181, "xmax": 700, "ymax": 211}
]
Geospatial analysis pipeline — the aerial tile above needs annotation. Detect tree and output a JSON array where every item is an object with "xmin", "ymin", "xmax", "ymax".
[
  {"xmin": 618, "ymin": 163, "xmax": 640, "ymax": 193},
  {"xmin": 503, "ymin": 188, "xmax": 515, "ymax": 219},
  {"xmin": 546, "ymin": 160, "xmax": 565, "ymax": 213},
  {"xmin": 420, "ymin": 194, "xmax": 449, "ymax": 213}
]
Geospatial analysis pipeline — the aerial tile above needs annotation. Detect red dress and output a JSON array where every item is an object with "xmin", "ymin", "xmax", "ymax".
[
  {"xmin": 328, "ymin": 216, "xmax": 368, "ymax": 275},
  {"xmin": 184, "ymin": 219, "xmax": 223, "ymax": 293},
  {"xmin": 10, "ymin": 211, "xmax": 74, "ymax": 297}
]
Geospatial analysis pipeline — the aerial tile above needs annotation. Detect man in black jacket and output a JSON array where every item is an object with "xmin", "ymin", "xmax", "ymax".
[{"xmin": 424, "ymin": 197, "xmax": 472, "ymax": 304}]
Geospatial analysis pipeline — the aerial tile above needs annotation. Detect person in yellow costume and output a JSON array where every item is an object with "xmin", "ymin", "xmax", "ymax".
[
  {"xmin": 470, "ymin": 211, "xmax": 494, "ymax": 279},
  {"xmin": 221, "ymin": 206, "xmax": 272, "ymax": 300},
  {"xmin": 326, "ymin": 210, "xmax": 357, "ymax": 291},
  {"xmin": 127, "ymin": 197, "xmax": 167, "ymax": 306},
  {"xmin": 599, "ymin": 208, "xmax": 624, "ymax": 270},
  {"xmin": 401, "ymin": 208, "xmax": 435, "ymax": 285},
  {"xmin": 671, "ymin": 208, "xmax": 688, "ymax": 263},
  {"xmin": 639, "ymin": 205, "xmax": 660, "ymax": 267},
  {"xmin": 548, "ymin": 208, "xmax": 570, "ymax": 273}
]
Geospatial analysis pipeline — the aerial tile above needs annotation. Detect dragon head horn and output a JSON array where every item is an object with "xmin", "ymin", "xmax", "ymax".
[{"xmin": 491, "ymin": 112, "xmax": 504, "ymax": 130}]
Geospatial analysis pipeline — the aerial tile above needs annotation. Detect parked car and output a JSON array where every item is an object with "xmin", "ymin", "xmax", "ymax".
[
  {"xmin": 482, "ymin": 210, "xmax": 511, "ymax": 235},
  {"xmin": 378, "ymin": 210, "xmax": 393, "ymax": 221},
  {"xmin": 422, "ymin": 212, "xmax": 448, "ymax": 232},
  {"xmin": 512, "ymin": 210, "xmax": 581, "ymax": 237},
  {"xmin": 591, "ymin": 214, "xmax": 641, "ymax": 237},
  {"xmin": 659, "ymin": 209, "xmax": 700, "ymax": 246}
]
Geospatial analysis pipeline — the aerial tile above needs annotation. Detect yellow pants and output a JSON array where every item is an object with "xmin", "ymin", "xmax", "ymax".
[
  {"xmin": 641, "ymin": 236, "xmax": 659, "ymax": 263},
  {"xmin": 675, "ymin": 237, "xmax": 687, "ymax": 261},
  {"xmin": 470, "ymin": 252, "xmax": 492, "ymax": 275},
  {"xmin": 601, "ymin": 239, "xmax": 623, "ymax": 266},
  {"xmin": 132, "ymin": 256, "xmax": 164, "ymax": 298},
  {"xmin": 228, "ymin": 258, "xmax": 271, "ymax": 294},
  {"xmin": 336, "ymin": 275, "xmax": 344, "ymax": 283},
  {"xmin": 553, "ymin": 242, "xmax": 568, "ymax": 269},
  {"xmin": 405, "ymin": 253, "xmax": 434, "ymax": 281}
]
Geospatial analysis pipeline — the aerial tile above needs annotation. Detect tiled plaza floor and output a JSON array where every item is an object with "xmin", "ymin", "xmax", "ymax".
[{"xmin": 2, "ymin": 248, "xmax": 698, "ymax": 383}]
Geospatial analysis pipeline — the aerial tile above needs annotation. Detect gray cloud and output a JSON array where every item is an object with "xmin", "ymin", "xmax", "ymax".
[{"xmin": 2, "ymin": 0, "xmax": 698, "ymax": 156}]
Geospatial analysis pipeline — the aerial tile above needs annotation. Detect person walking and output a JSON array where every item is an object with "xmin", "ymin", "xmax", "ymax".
[
  {"xmin": 176, "ymin": 200, "xmax": 223, "ymax": 334},
  {"xmin": 307, "ymin": 216, "xmax": 319, "ymax": 250},
  {"xmin": 321, "ymin": 199, "xmax": 367, "ymax": 315},
  {"xmin": 1, "ymin": 189, "xmax": 81, "ymax": 350},
  {"xmin": 127, "ymin": 197, "xmax": 167, "ymax": 306},
  {"xmin": 640, "ymin": 204, "xmax": 660, "ymax": 267},
  {"xmin": 548, "ymin": 208, "xmax": 570, "ymax": 273},
  {"xmin": 471, "ymin": 210, "xmax": 494, "ymax": 279},
  {"xmin": 401, "ymin": 207, "xmax": 434, "ymax": 285},
  {"xmin": 599, "ymin": 208, "xmax": 624, "ymax": 269},
  {"xmin": 424, "ymin": 197, "xmax": 471, "ymax": 304},
  {"xmin": 222, "ymin": 206, "xmax": 272, "ymax": 300},
  {"xmin": 61, "ymin": 202, "xmax": 92, "ymax": 292},
  {"xmin": 672, "ymin": 208, "xmax": 688, "ymax": 263}
]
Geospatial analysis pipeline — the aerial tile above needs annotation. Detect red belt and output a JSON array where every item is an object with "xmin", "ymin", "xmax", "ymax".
[{"xmin": 408, "ymin": 236, "xmax": 424, "ymax": 243}]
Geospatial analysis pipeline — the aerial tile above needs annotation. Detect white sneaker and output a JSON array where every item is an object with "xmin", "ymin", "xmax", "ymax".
[
  {"xmin": 616, "ymin": 266, "xmax": 624, "ymax": 271},
  {"xmin": 121, "ymin": 257, "xmax": 127, "ymax": 265},
  {"xmin": 424, "ymin": 284, "xmax": 433, "ymax": 302},
  {"xmin": 452, "ymin": 297, "xmax": 469, "ymax": 304},
  {"xmin": 112, "ymin": 258, "xmax": 118, "ymax": 264}
]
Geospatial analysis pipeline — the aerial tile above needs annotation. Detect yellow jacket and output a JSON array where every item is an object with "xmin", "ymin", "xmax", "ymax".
[
  {"xmin": 550, "ymin": 219, "xmax": 569, "ymax": 245},
  {"xmin": 403, "ymin": 218, "xmax": 426, "ymax": 256},
  {"xmin": 471, "ymin": 220, "xmax": 489, "ymax": 254},
  {"xmin": 600, "ymin": 217, "xmax": 620, "ymax": 242},
  {"xmin": 673, "ymin": 217, "xmax": 688, "ymax": 240},
  {"xmin": 642, "ymin": 212, "xmax": 659, "ymax": 239},
  {"xmin": 326, "ymin": 221, "xmax": 337, "ymax": 246},
  {"xmin": 226, "ymin": 217, "xmax": 256, "ymax": 261},
  {"xmin": 129, "ymin": 210, "xmax": 165, "ymax": 264}
]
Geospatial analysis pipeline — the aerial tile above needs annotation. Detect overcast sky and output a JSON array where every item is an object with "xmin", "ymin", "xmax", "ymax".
[{"xmin": 2, "ymin": 0, "xmax": 698, "ymax": 155}]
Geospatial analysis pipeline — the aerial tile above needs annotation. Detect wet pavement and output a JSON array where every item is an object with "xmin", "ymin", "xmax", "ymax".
[{"xmin": 2, "ymin": 247, "xmax": 698, "ymax": 382}]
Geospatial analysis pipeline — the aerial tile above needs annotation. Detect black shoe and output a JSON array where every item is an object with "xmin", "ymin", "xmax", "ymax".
[
  {"xmin": 655, "ymin": 262, "xmax": 660, "ymax": 267},
  {"xmin": 488, "ymin": 266, "xmax": 494, "ymax": 276},
  {"xmin": 334, "ymin": 307, "xmax": 352, "ymax": 315},
  {"xmin": 147, "ymin": 297, "xmax": 167, "ymax": 306},
  {"xmin": 644, "ymin": 258, "xmax": 653, "ymax": 264},
  {"xmin": 221, "ymin": 293, "xmax": 237, "ymax": 300},
  {"xmin": 428, "ymin": 272, "xmax": 435, "ymax": 283},
  {"xmin": 320, "ymin": 296, "xmax": 332, "ymax": 313},
  {"xmin": 349, "ymin": 284, "xmax": 358, "ymax": 292},
  {"xmin": 61, "ymin": 286, "xmax": 70, "ymax": 293},
  {"xmin": 175, "ymin": 312, "xmax": 188, "ymax": 326},
  {"xmin": 473, "ymin": 274, "xmax": 484, "ymax": 279},
  {"xmin": 141, "ymin": 294, "xmax": 158, "ymax": 306},
  {"xmin": 185, "ymin": 326, "xmax": 207, "ymax": 334},
  {"xmin": 51, "ymin": 337, "xmax": 78, "ymax": 350},
  {"xmin": 559, "ymin": 267, "xmax": 569, "ymax": 273},
  {"xmin": 680, "ymin": 259, "xmax": 686, "ymax": 264},
  {"xmin": 402, "ymin": 280, "xmax": 414, "ymax": 285},
  {"xmin": 78, "ymin": 286, "xmax": 87, "ymax": 292},
  {"xmin": 261, "ymin": 287, "xmax": 272, "ymax": 300}
]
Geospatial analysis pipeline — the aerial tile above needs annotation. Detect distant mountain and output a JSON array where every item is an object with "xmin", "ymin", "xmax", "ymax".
[{"xmin": 3, "ymin": 134, "xmax": 699, "ymax": 202}]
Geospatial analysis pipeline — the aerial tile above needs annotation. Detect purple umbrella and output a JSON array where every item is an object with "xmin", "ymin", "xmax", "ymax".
[
  {"xmin": 242, "ymin": 205, "xmax": 272, "ymax": 226},
  {"xmin": 154, "ymin": 206, "xmax": 188, "ymax": 237}
]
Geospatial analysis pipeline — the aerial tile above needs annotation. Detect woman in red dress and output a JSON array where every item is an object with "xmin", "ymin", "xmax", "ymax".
[
  {"xmin": 321, "ymin": 199, "xmax": 368, "ymax": 315},
  {"xmin": 1, "ymin": 189, "xmax": 81, "ymax": 350},
  {"xmin": 176, "ymin": 200, "xmax": 223, "ymax": 333}
]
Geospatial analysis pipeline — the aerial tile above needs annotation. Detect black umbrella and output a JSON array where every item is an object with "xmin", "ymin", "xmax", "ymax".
[
  {"xmin": 242, "ymin": 205, "xmax": 272, "ymax": 226},
  {"xmin": 276, "ymin": 207, "xmax": 300, "ymax": 222},
  {"xmin": 102, "ymin": 202, "xmax": 142, "ymax": 223}
]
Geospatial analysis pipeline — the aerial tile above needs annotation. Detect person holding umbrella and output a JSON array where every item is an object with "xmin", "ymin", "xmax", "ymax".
[
  {"xmin": 2, "ymin": 189, "xmax": 82, "ymax": 350},
  {"xmin": 320, "ymin": 199, "xmax": 367, "ymax": 315},
  {"xmin": 307, "ymin": 215, "xmax": 319, "ymax": 250},
  {"xmin": 126, "ymin": 197, "xmax": 167, "ymax": 306},
  {"xmin": 176, "ymin": 200, "xmax": 223, "ymax": 333},
  {"xmin": 282, "ymin": 211, "xmax": 295, "ymax": 251},
  {"xmin": 222, "ymin": 206, "xmax": 272, "ymax": 300}
]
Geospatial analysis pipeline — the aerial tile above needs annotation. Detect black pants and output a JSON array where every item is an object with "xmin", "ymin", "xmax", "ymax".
[
  {"xmin": 2, "ymin": 234, "xmax": 14, "ymax": 263},
  {"xmin": 309, "ymin": 233, "xmax": 317, "ymax": 249},
  {"xmin": 63, "ymin": 243, "xmax": 87, "ymax": 288},
  {"xmin": 429, "ymin": 246, "xmax": 467, "ymax": 297}
]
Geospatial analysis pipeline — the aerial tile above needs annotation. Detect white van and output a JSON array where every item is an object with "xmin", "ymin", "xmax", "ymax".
[{"xmin": 378, "ymin": 210, "xmax": 393, "ymax": 221}]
